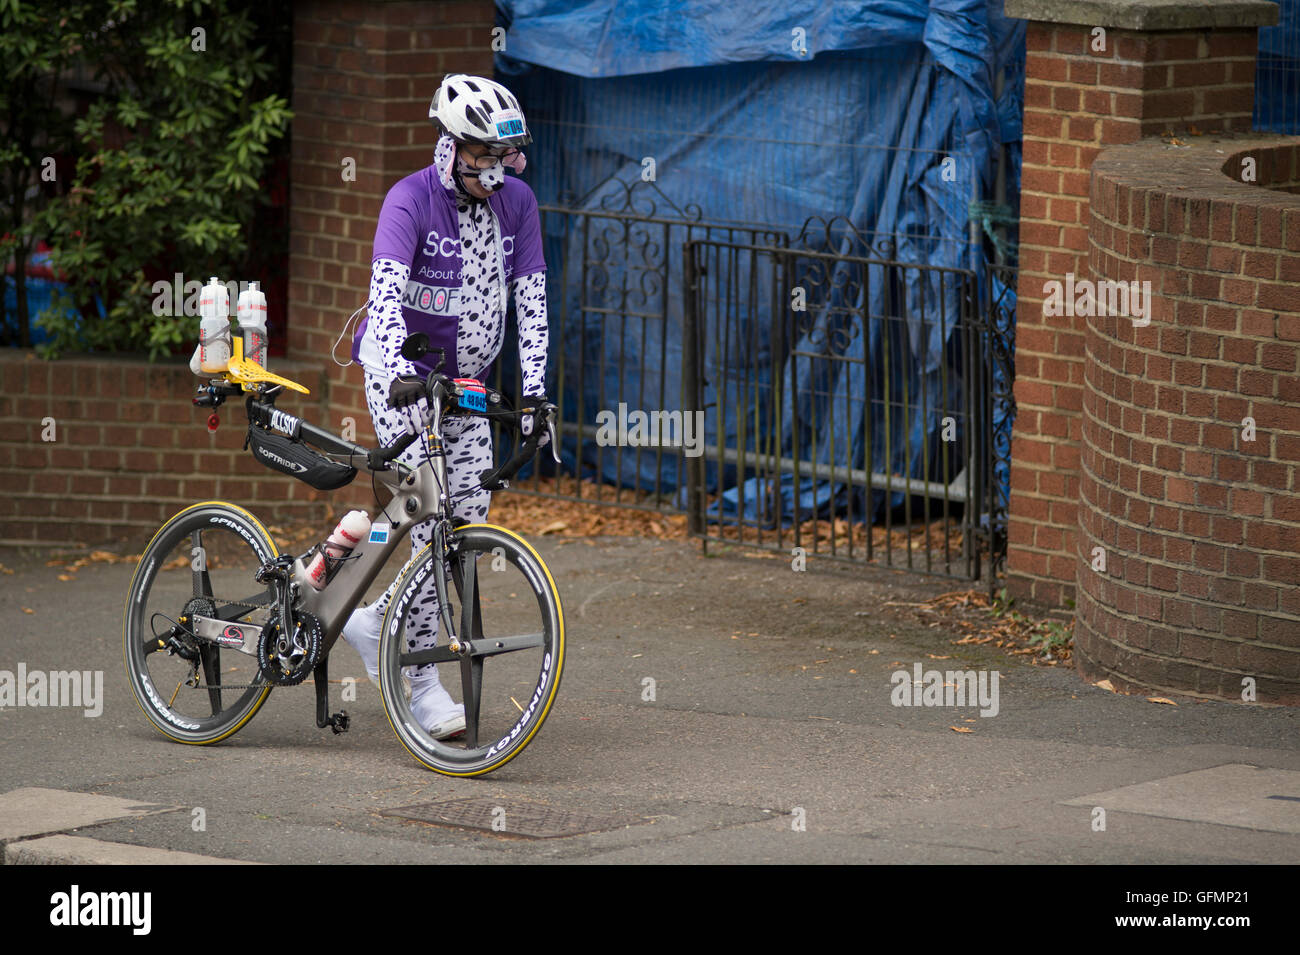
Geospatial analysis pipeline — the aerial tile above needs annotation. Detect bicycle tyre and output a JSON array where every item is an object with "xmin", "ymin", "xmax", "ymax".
[
  {"xmin": 123, "ymin": 501, "xmax": 278, "ymax": 745},
  {"xmin": 379, "ymin": 523, "xmax": 565, "ymax": 777}
]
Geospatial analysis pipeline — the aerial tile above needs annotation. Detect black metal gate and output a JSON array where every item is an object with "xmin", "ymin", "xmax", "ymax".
[{"xmin": 680, "ymin": 220, "xmax": 1014, "ymax": 592}]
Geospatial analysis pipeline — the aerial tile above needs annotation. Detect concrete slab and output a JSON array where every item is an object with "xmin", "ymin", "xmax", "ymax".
[
  {"xmin": 5, "ymin": 834, "xmax": 259, "ymax": 865},
  {"xmin": 1063, "ymin": 764, "xmax": 1300, "ymax": 834},
  {"xmin": 0, "ymin": 787, "xmax": 181, "ymax": 845}
]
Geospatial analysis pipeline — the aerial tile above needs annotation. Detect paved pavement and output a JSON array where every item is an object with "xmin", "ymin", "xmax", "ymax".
[{"xmin": 1, "ymin": 534, "xmax": 1297, "ymax": 864}]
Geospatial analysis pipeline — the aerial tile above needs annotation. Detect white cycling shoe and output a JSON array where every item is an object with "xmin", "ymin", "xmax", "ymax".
[
  {"xmin": 341, "ymin": 605, "xmax": 464, "ymax": 739},
  {"xmin": 340, "ymin": 603, "xmax": 410, "ymax": 700},
  {"xmin": 410, "ymin": 673, "xmax": 466, "ymax": 740}
]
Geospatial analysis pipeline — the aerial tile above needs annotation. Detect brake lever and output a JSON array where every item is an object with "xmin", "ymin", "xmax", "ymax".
[{"xmin": 546, "ymin": 415, "xmax": 560, "ymax": 464}]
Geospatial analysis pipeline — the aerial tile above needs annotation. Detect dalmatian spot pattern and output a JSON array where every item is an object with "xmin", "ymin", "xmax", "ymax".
[{"xmin": 367, "ymin": 258, "xmax": 418, "ymax": 377}]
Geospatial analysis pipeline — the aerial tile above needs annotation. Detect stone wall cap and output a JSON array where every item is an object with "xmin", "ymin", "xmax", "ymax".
[
  {"xmin": 1092, "ymin": 133, "xmax": 1300, "ymax": 210},
  {"xmin": 1005, "ymin": 0, "xmax": 1279, "ymax": 31}
]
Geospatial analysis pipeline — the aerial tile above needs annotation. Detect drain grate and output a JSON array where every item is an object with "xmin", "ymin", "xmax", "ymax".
[{"xmin": 380, "ymin": 796, "xmax": 647, "ymax": 838}]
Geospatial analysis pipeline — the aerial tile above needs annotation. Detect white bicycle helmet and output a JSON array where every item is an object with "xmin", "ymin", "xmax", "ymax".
[{"xmin": 429, "ymin": 74, "xmax": 531, "ymax": 147}]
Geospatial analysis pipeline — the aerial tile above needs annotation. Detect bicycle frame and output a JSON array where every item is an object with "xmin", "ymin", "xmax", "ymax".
[{"xmin": 297, "ymin": 404, "xmax": 456, "ymax": 656}]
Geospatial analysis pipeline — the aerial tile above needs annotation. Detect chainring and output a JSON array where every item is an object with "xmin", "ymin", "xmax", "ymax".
[{"xmin": 256, "ymin": 609, "xmax": 323, "ymax": 686}]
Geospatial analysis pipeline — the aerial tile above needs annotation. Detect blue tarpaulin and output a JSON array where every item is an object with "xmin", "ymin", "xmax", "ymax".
[
  {"xmin": 495, "ymin": 1, "xmax": 1023, "ymax": 525},
  {"xmin": 1255, "ymin": 0, "xmax": 1300, "ymax": 133}
]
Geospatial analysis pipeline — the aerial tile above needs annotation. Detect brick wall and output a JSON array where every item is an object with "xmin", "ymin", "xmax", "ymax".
[
  {"xmin": 1006, "ymin": 0, "xmax": 1276, "ymax": 606},
  {"xmin": 0, "ymin": 353, "xmax": 334, "ymax": 548},
  {"xmin": 287, "ymin": 0, "xmax": 498, "ymax": 505},
  {"xmin": 1079, "ymin": 137, "xmax": 1300, "ymax": 703}
]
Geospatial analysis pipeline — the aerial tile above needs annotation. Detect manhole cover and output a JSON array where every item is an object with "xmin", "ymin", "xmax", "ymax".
[{"xmin": 379, "ymin": 797, "xmax": 647, "ymax": 838}]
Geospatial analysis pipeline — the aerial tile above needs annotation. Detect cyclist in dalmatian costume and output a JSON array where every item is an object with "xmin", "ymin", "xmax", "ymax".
[{"xmin": 342, "ymin": 74, "xmax": 550, "ymax": 739}]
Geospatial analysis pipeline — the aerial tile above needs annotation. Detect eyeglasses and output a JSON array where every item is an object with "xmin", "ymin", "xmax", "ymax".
[{"xmin": 459, "ymin": 145, "xmax": 520, "ymax": 169}]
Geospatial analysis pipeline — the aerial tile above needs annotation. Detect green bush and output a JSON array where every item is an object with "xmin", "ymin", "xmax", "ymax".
[{"xmin": 1, "ymin": 0, "xmax": 291, "ymax": 357}]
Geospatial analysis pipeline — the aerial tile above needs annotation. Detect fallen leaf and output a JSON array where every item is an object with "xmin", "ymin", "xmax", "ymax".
[
  {"xmin": 963, "ymin": 718, "xmax": 977, "ymax": 723},
  {"xmin": 22, "ymin": 607, "xmax": 34, "ymax": 614},
  {"xmin": 538, "ymin": 520, "xmax": 568, "ymax": 535},
  {"xmin": 57, "ymin": 574, "xmax": 75, "ymax": 582},
  {"xmin": 868, "ymin": 649, "xmax": 880, "ymax": 655},
  {"xmin": 1146, "ymin": 696, "xmax": 1178, "ymax": 706},
  {"xmin": 950, "ymin": 726, "xmax": 973, "ymax": 733},
  {"xmin": 927, "ymin": 654, "xmax": 950, "ymax": 660},
  {"xmin": 1095, "ymin": 679, "xmax": 1115, "ymax": 692}
]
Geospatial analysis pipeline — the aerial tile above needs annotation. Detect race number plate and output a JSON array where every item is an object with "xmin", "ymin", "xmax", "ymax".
[{"xmin": 453, "ymin": 378, "xmax": 487, "ymax": 413}]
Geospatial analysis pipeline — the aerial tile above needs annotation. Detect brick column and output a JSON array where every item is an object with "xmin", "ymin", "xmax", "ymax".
[
  {"xmin": 288, "ymin": 0, "xmax": 497, "ymax": 504},
  {"xmin": 1003, "ymin": 0, "xmax": 1279, "ymax": 606}
]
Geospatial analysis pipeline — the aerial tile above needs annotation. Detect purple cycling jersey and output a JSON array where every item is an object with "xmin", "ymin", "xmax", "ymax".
[{"xmin": 352, "ymin": 165, "xmax": 546, "ymax": 378}]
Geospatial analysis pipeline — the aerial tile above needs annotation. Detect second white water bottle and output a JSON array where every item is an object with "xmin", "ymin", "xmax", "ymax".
[
  {"xmin": 306, "ymin": 510, "xmax": 372, "ymax": 590},
  {"xmin": 236, "ymin": 281, "xmax": 268, "ymax": 368}
]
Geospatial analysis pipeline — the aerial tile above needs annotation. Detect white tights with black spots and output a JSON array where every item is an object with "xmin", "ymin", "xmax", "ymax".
[{"xmin": 362, "ymin": 369, "xmax": 493, "ymax": 679}]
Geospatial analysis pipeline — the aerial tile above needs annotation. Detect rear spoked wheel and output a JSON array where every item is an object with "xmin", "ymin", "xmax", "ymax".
[{"xmin": 379, "ymin": 524, "xmax": 564, "ymax": 777}]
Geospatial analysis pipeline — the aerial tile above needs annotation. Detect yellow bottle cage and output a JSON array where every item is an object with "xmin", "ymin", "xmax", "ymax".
[{"xmin": 223, "ymin": 334, "xmax": 310, "ymax": 395}]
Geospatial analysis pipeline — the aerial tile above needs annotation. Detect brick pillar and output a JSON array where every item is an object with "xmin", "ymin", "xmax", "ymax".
[
  {"xmin": 1003, "ymin": 0, "xmax": 1280, "ymax": 606},
  {"xmin": 288, "ymin": 0, "xmax": 497, "ymax": 499}
]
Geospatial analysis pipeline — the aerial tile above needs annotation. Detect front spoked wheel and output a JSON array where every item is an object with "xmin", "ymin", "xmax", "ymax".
[
  {"xmin": 379, "ymin": 524, "xmax": 565, "ymax": 777},
  {"xmin": 123, "ymin": 502, "xmax": 279, "ymax": 744}
]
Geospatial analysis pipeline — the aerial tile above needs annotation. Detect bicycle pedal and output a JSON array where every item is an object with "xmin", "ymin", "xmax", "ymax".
[{"xmin": 327, "ymin": 711, "xmax": 350, "ymax": 735}]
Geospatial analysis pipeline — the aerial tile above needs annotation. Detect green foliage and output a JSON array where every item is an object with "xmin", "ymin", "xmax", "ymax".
[
  {"xmin": 1026, "ymin": 619, "xmax": 1073, "ymax": 654},
  {"xmin": 2, "ymin": 0, "xmax": 291, "ymax": 357},
  {"xmin": 986, "ymin": 587, "xmax": 1073, "ymax": 659},
  {"xmin": 0, "ymin": 0, "xmax": 99, "ymax": 346}
]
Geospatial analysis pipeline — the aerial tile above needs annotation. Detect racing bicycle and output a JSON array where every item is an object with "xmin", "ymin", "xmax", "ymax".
[{"xmin": 122, "ymin": 332, "xmax": 564, "ymax": 777}]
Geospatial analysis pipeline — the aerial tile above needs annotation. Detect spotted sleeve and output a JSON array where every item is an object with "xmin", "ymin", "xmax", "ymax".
[
  {"xmin": 369, "ymin": 257, "xmax": 416, "ymax": 377},
  {"xmin": 511, "ymin": 270, "xmax": 548, "ymax": 397}
]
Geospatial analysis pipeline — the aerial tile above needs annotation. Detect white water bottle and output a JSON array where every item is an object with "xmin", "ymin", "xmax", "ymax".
[
  {"xmin": 306, "ymin": 510, "xmax": 372, "ymax": 590},
  {"xmin": 191, "ymin": 277, "xmax": 232, "ymax": 374},
  {"xmin": 237, "ymin": 281, "xmax": 269, "ymax": 368}
]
